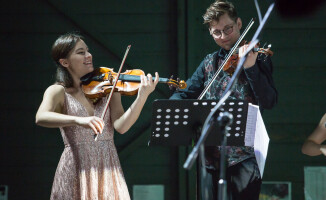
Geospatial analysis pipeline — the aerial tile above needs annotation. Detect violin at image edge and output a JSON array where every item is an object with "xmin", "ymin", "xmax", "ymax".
[
  {"xmin": 80, "ymin": 67, "xmax": 187, "ymax": 100},
  {"xmin": 223, "ymin": 42, "xmax": 274, "ymax": 75}
]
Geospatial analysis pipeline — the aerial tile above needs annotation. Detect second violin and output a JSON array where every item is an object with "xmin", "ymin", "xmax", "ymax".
[{"xmin": 223, "ymin": 41, "xmax": 274, "ymax": 75}]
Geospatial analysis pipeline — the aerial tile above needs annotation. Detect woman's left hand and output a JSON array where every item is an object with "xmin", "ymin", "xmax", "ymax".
[{"xmin": 137, "ymin": 72, "xmax": 159, "ymax": 98}]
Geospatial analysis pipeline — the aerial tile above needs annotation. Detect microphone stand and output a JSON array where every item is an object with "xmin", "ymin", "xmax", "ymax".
[{"xmin": 183, "ymin": 3, "xmax": 275, "ymax": 200}]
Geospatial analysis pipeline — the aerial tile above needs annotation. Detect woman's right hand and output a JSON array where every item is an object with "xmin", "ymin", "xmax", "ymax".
[{"xmin": 75, "ymin": 116, "xmax": 105, "ymax": 135}]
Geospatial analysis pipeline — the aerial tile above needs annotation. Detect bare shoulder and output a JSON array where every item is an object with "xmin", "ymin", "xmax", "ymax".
[
  {"xmin": 308, "ymin": 113, "xmax": 326, "ymax": 142},
  {"xmin": 45, "ymin": 84, "xmax": 65, "ymax": 93},
  {"xmin": 319, "ymin": 113, "xmax": 326, "ymax": 127},
  {"xmin": 43, "ymin": 85, "xmax": 66, "ymax": 105},
  {"xmin": 36, "ymin": 84, "xmax": 66, "ymax": 114},
  {"xmin": 320, "ymin": 113, "xmax": 326, "ymax": 122}
]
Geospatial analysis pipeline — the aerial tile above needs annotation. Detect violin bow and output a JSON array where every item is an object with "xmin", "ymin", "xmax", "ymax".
[
  {"xmin": 197, "ymin": 18, "xmax": 255, "ymax": 100},
  {"xmin": 95, "ymin": 45, "xmax": 131, "ymax": 141}
]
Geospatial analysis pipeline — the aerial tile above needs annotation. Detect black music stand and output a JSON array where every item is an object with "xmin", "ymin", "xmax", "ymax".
[
  {"xmin": 149, "ymin": 99, "xmax": 248, "ymax": 147},
  {"xmin": 149, "ymin": 99, "xmax": 249, "ymax": 200}
]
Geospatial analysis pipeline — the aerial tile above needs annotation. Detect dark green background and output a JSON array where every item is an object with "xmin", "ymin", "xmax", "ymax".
[{"xmin": 1, "ymin": 0, "xmax": 326, "ymax": 199}]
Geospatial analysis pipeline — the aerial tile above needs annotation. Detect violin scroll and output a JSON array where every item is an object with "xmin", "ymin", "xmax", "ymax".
[
  {"xmin": 168, "ymin": 75, "xmax": 187, "ymax": 91},
  {"xmin": 256, "ymin": 44, "xmax": 273, "ymax": 56},
  {"xmin": 234, "ymin": 43, "xmax": 274, "ymax": 57}
]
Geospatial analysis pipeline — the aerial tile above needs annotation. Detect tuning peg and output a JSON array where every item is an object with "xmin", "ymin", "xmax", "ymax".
[{"xmin": 169, "ymin": 84, "xmax": 174, "ymax": 90}]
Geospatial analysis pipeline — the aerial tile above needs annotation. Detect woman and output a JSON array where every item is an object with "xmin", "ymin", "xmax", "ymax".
[
  {"xmin": 302, "ymin": 114, "xmax": 326, "ymax": 156},
  {"xmin": 35, "ymin": 33, "xmax": 159, "ymax": 199}
]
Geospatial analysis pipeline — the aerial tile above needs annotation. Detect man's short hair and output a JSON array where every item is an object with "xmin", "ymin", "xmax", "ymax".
[{"xmin": 203, "ymin": 0, "xmax": 238, "ymax": 27}]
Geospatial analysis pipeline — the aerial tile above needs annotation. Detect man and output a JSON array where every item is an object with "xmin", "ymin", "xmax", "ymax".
[{"xmin": 170, "ymin": 1, "xmax": 278, "ymax": 199}]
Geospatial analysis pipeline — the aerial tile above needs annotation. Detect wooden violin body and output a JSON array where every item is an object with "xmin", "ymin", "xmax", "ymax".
[{"xmin": 81, "ymin": 67, "xmax": 187, "ymax": 100}]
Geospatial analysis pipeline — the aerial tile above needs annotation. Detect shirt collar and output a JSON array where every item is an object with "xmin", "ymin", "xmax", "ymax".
[{"xmin": 218, "ymin": 48, "xmax": 229, "ymax": 59}]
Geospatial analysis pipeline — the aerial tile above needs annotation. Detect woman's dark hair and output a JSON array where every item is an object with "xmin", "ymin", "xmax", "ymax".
[
  {"xmin": 51, "ymin": 33, "xmax": 83, "ymax": 87},
  {"xmin": 203, "ymin": 0, "xmax": 238, "ymax": 27}
]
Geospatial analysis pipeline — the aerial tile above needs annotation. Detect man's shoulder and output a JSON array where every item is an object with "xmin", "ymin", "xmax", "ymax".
[
  {"xmin": 203, "ymin": 50, "xmax": 220, "ymax": 62},
  {"xmin": 204, "ymin": 50, "xmax": 219, "ymax": 58}
]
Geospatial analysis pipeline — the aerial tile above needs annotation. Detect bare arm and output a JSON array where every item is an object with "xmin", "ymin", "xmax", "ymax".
[
  {"xmin": 35, "ymin": 85, "xmax": 104, "ymax": 134},
  {"xmin": 110, "ymin": 73, "xmax": 159, "ymax": 134},
  {"xmin": 302, "ymin": 114, "xmax": 326, "ymax": 156}
]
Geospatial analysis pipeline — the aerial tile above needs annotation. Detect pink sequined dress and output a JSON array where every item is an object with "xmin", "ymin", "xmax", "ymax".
[{"xmin": 50, "ymin": 92, "xmax": 130, "ymax": 200}]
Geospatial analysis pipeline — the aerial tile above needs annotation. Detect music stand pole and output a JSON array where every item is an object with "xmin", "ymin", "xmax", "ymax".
[{"xmin": 217, "ymin": 112, "xmax": 233, "ymax": 200}]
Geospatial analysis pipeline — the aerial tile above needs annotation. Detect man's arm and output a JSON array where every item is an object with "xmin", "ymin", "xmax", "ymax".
[
  {"xmin": 302, "ymin": 114, "xmax": 326, "ymax": 156},
  {"xmin": 244, "ymin": 55, "xmax": 278, "ymax": 109}
]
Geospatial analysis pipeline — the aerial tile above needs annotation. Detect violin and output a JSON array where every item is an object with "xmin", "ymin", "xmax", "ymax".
[
  {"xmin": 81, "ymin": 67, "xmax": 187, "ymax": 100},
  {"xmin": 223, "ymin": 42, "xmax": 274, "ymax": 75}
]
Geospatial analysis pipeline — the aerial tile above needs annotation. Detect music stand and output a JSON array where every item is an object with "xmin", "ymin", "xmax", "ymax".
[
  {"xmin": 149, "ymin": 99, "xmax": 250, "ymax": 200},
  {"xmin": 149, "ymin": 99, "xmax": 249, "ymax": 147}
]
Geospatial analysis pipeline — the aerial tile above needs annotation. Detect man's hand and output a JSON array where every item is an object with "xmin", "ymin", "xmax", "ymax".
[{"xmin": 238, "ymin": 44, "xmax": 259, "ymax": 69}]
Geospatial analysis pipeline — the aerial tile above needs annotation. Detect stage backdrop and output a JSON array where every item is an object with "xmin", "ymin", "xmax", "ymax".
[{"xmin": 0, "ymin": 0, "xmax": 325, "ymax": 199}]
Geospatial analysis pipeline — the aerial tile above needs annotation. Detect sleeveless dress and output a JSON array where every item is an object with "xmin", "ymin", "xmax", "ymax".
[{"xmin": 50, "ymin": 92, "xmax": 130, "ymax": 200}]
